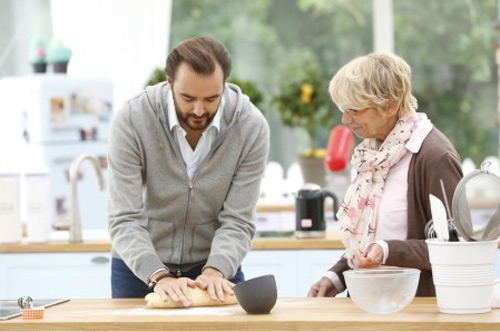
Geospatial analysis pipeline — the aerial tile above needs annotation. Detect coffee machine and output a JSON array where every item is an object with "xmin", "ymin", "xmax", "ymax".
[{"xmin": 295, "ymin": 184, "xmax": 339, "ymax": 238}]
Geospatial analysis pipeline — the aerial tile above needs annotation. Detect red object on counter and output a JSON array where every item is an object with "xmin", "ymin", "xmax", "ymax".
[
  {"xmin": 325, "ymin": 125, "xmax": 355, "ymax": 172},
  {"xmin": 22, "ymin": 307, "xmax": 45, "ymax": 319}
]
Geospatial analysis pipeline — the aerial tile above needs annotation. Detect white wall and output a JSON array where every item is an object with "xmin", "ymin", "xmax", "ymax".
[
  {"xmin": 0, "ymin": 0, "xmax": 53, "ymax": 77},
  {"xmin": 50, "ymin": 0, "xmax": 172, "ymax": 107}
]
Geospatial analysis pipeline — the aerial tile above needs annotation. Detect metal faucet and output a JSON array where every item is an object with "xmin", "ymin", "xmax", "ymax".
[{"xmin": 68, "ymin": 154, "xmax": 106, "ymax": 242}]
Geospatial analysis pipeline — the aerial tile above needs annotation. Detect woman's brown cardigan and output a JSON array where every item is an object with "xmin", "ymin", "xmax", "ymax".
[{"xmin": 330, "ymin": 127, "xmax": 463, "ymax": 296}]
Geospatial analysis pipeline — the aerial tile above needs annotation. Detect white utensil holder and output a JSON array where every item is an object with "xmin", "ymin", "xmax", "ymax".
[{"xmin": 426, "ymin": 239, "xmax": 498, "ymax": 314}]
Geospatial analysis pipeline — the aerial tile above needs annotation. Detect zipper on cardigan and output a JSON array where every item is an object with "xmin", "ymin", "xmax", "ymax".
[{"xmin": 178, "ymin": 180, "xmax": 194, "ymax": 267}]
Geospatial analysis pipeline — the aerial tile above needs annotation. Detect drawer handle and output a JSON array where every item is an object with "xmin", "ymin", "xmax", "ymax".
[{"xmin": 91, "ymin": 256, "xmax": 110, "ymax": 264}]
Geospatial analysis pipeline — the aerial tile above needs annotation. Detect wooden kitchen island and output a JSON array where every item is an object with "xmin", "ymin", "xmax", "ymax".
[{"xmin": 3, "ymin": 298, "xmax": 500, "ymax": 331}]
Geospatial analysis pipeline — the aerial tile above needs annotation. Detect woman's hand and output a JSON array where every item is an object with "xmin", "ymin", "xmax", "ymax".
[
  {"xmin": 307, "ymin": 277, "xmax": 339, "ymax": 297},
  {"xmin": 352, "ymin": 243, "xmax": 384, "ymax": 268}
]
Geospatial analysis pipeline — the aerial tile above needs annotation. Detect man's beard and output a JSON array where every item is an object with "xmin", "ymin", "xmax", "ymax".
[{"xmin": 173, "ymin": 95, "xmax": 217, "ymax": 131}]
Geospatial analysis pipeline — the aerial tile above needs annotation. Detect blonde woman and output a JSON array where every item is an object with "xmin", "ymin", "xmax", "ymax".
[{"xmin": 308, "ymin": 53, "xmax": 463, "ymax": 297}]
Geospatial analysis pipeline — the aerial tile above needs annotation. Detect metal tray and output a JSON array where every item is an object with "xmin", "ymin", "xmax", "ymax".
[{"xmin": 0, "ymin": 298, "xmax": 70, "ymax": 320}]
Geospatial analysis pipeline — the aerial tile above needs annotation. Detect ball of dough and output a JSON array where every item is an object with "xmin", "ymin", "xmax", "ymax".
[{"xmin": 145, "ymin": 288, "xmax": 238, "ymax": 308}]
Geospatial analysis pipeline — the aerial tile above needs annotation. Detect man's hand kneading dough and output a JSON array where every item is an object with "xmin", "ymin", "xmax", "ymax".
[{"xmin": 146, "ymin": 269, "xmax": 238, "ymax": 309}]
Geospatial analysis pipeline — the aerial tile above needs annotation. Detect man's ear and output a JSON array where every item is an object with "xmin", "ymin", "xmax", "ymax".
[{"xmin": 166, "ymin": 75, "xmax": 174, "ymax": 87}]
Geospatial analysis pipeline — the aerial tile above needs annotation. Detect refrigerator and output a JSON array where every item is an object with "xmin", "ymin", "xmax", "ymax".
[{"xmin": 0, "ymin": 75, "xmax": 113, "ymax": 231}]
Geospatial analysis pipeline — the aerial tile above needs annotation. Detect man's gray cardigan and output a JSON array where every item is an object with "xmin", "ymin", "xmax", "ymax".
[{"xmin": 107, "ymin": 82, "xmax": 270, "ymax": 283}]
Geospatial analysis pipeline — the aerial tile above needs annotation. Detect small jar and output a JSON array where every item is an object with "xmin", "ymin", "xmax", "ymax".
[
  {"xmin": 0, "ymin": 172, "xmax": 22, "ymax": 243},
  {"xmin": 25, "ymin": 170, "xmax": 51, "ymax": 243}
]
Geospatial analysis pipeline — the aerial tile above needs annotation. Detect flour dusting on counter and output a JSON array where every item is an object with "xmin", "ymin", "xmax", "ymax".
[
  {"xmin": 70, "ymin": 305, "xmax": 237, "ymax": 317},
  {"xmin": 129, "ymin": 306, "xmax": 235, "ymax": 316}
]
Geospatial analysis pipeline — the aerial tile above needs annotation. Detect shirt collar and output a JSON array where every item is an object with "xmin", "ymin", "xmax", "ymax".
[
  {"xmin": 167, "ymin": 89, "xmax": 225, "ymax": 134},
  {"xmin": 405, "ymin": 113, "xmax": 433, "ymax": 153}
]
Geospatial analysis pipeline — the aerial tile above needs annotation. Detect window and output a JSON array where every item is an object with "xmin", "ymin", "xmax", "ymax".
[{"xmin": 170, "ymin": 0, "xmax": 498, "ymax": 167}]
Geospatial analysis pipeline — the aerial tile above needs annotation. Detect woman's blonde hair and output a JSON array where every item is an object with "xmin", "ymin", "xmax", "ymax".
[{"xmin": 329, "ymin": 52, "xmax": 418, "ymax": 117}]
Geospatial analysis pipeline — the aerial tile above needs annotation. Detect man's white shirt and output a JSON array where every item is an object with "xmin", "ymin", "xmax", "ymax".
[{"xmin": 167, "ymin": 89, "xmax": 225, "ymax": 181}]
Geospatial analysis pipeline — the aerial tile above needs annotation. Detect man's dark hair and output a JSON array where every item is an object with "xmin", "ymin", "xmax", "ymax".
[{"xmin": 166, "ymin": 37, "xmax": 231, "ymax": 81}]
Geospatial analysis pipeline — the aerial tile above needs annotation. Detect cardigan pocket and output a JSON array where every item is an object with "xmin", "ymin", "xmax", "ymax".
[{"xmin": 188, "ymin": 221, "xmax": 219, "ymax": 261}]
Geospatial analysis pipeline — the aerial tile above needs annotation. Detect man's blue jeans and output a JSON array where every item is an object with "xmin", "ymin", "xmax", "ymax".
[{"xmin": 111, "ymin": 257, "xmax": 245, "ymax": 298}]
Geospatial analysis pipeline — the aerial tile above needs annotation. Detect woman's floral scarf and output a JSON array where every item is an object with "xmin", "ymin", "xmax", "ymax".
[{"xmin": 338, "ymin": 112, "xmax": 430, "ymax": 259}]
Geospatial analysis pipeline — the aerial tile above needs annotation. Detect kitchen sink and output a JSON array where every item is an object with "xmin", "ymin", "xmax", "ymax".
[{"xmin": 0, "ymin": 299, "xmax": 69, "ymax": 320}]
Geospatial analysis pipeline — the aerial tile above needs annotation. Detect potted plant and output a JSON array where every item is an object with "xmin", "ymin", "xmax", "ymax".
[
  {"xmin": 226, "ymin": 76, "xmax": 264, "ymax": 111},
  {"xmin": 272, "ymin": 58, "xmax": 335, "ymax": 186},
  {"xmin": 30, "ymin": 38, "xmax": 47, "ymax": 73},
  {"xmin": 47, "ymin": 39, "xmax": 72, "ymax": 73},
  {"xmin": 145, "ymin": 68, "xmax": 166, "ymax": 87}
]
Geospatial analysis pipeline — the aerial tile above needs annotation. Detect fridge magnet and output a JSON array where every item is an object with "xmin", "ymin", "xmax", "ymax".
[{"xmin": 50, "ymin": 97, "xmax": 66, "ymax": 126}]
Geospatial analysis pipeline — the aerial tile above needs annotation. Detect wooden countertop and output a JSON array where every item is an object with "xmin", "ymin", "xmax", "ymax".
[
  {"xmin": 0, "ymin": 231, "xmax": 345, "ymax": 253},
  {"xmin": 2, "ymin": 231, "xmax": 500, "ymax": 253},
  {"xmin": 3, "ymin": 298, "xmax": 500, "ymax": 331},
  {"xmin": 256, "ymin": 198, "xmax": 500, "ymax": 212}
]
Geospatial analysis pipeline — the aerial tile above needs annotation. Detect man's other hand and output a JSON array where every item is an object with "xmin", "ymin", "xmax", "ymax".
[{"xmin": 195, "ymin": 267, "xmax": 234, "ymax": 302}]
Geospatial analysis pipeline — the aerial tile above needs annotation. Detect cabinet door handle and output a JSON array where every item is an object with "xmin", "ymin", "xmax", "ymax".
[{"xmin": 91, "ymin": 256, "xmax": 110, "ymax": 264}]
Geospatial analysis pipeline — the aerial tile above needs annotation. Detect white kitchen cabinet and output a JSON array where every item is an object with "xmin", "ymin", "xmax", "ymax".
[
  {"xmin": 296, "ymin": 250, "xmax": 346, "ymax": 297},
  {"xmin": 0, "ymin": 253, "xmax": 111, "ymax": 299},
  {"xmin": 2, "ymin": 248, "xmax": 500, "ymax": 300},
  {"xmin": 242, "ymin": 249, "xmax": 344, "ymax": 297}
]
